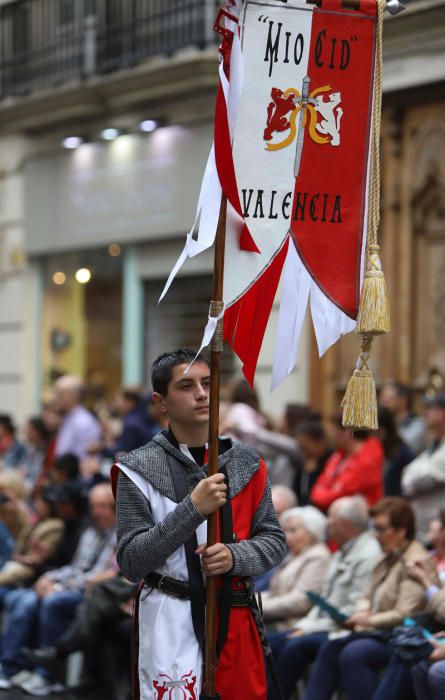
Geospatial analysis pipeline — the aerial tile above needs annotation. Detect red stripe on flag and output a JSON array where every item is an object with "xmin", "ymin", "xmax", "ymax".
[
  {"xmin": 239, "ymin": 223, "xmax": 260, "ymax": 253},
  {"xmin": 228, "ymin": 238, "xmax": 289, "ymax": 385},
  {"xmin": 291, "ymin": 2, "xmax": 377, "ymax": 318},
  {"xmin": 214, "ymin": 84, "xmax": 260, "ymax": 253}
]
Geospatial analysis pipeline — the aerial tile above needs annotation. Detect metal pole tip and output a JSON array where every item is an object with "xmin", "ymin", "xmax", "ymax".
[{"xmin": 386, "ymin": 0, "xmax": 406, "ymax": 15}]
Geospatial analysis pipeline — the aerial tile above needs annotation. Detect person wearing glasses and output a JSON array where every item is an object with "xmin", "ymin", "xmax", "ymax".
[{"xmin": 302, "ymin": 497, "xmax": 437, "ymax": 700}]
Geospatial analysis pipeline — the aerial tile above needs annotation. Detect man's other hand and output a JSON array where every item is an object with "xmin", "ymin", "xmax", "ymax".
[
  {"xmin": 191, "ymin": 474, "xmax": 227, "ymax": 516},
  {"xmin": 196, "ymin": 543, "xmax": 233, "ymax": 576}
]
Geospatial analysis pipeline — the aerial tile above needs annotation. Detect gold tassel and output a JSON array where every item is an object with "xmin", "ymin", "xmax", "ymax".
[
  {"xmin": 341, "ymin": 0, "xmax": 388, "ymax": 431},
  {"xmin": 357, "ymin": 244, "xmax": 391, "ymax": 335},
  {"xmin": 341, "ymin": 335, "xmax": 378, "ymax": 430}
]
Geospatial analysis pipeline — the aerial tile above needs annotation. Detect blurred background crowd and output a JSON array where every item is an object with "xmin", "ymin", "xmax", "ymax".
[{"xmin": 0, "ymin": 373, "xmax": 444, "ymax": 698}]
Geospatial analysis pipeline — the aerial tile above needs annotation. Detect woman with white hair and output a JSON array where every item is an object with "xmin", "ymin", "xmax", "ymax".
[{"xmin": 261, "ymin": 506, "xmax": 330, "ymax": 631}]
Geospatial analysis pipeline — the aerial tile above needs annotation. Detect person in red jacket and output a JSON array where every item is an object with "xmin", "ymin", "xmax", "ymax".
[{"xmin": 310, "ymin": 416, "xmax": 384, "ymax": 512}]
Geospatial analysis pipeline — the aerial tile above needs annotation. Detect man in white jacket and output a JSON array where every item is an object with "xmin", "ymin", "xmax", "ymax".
[
  {"xmin": 402, "ymin": 393, "xmax": 445, "ymax": 543},
  {"xmin": 267, "ymin": 496, "xmax": 381, "ymax": 700}
]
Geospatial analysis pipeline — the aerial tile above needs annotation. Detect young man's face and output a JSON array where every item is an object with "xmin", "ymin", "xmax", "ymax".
[{"xmin": 154, "ymin": 362, "xmax": 211, "ymax": 430}]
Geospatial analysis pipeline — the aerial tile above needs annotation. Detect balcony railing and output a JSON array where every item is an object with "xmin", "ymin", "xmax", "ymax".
[{"xmin": 0, "ymin": 0, "xmax": 220, "ymax": 101}]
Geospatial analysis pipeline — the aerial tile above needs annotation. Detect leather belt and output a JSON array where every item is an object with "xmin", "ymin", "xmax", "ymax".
[
  {"xmin": 144, "ymin": 572, "xmax": 190, "ymax": 599},
  {"xmin": 144, "ymin": 571, "xmax": 250, "ymax": 607}
]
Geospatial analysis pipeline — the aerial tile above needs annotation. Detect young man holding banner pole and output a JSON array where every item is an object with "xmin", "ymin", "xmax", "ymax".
[{"xmin": 112, "ymin": 349, "xmax": 286, "ymax": 700}]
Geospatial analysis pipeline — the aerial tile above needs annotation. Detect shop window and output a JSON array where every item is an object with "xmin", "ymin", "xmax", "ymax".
[{"xmin": 41, "ymin": 249, "xmax": 122, "ymax": 405}]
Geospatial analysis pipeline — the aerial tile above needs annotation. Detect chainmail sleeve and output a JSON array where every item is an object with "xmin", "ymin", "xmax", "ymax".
[{"xmin": 116, "ymin": 471, "xmax": 205, "ymax": 582}]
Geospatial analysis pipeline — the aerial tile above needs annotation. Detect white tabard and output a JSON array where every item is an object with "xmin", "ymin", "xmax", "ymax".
[{"xmin": 117, "ymin": 462, "xmax": 207, "ymax": 700}]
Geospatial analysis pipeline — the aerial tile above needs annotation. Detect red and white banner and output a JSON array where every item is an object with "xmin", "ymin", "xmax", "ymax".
[
  {"xmin": 224, "ymin": 0, "xmax": 377, "ymax": 386},
  {"xmin": 162, "ymin": 0, "xmax": 379, "ymax": 389}
]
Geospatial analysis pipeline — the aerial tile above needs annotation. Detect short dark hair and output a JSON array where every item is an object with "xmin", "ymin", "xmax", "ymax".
[
  {"xmin": 54, "ymin": 453, "xmax": 80, "ymax": 480},
  {"xmin": 296, "ymin": 420, "xmax": 326, "ymax": 441},
  {"xmin": 151, "ymin": 349, "xmax": 210, "ymax": 396},
  {"xmin": 0, "ymin": 415, "xmax": 15, "ymax": 436},
  {"xmin": 370, "ymin": 497, "xmax": 416, "ymax": 541}
]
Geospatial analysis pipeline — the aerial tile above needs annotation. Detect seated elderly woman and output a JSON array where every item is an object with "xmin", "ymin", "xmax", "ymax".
[
  {"xmin": 261, "ymin": 506, "xmax": 330, "ymax": 631},
  {"xmin": 370, "ymin": 542, "xmax": 445, "ymax": 700},
  {"xmin": 303, "ymin": 497, "xmax": 438, "ymax": 700}
]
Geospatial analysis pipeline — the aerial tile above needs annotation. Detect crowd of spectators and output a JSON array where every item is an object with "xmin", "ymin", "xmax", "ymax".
[
  {"xmin": 224, "ymin": 377, "xmax": 445, "ymax": 699},
  {"xmin": 0, "ymin": 376, "xmax": 164, "ymax": 697},
  {"xmin": 0, "ymin": 373, "xmax": 444, "ymax": 699}
]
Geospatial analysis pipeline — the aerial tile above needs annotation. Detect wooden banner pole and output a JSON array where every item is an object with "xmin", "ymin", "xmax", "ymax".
[{"xmin": 202, "ymin": 194, "xmax": 227, "ymax": 699}]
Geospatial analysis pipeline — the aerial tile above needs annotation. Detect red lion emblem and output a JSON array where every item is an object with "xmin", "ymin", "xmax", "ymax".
[{"xmin": 264, "ymin": 87, "xmax": 297, "ymax": 141}]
